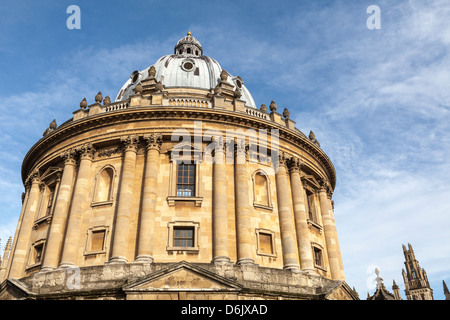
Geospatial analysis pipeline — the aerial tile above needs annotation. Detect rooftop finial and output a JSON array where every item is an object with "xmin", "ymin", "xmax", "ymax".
[{"xmin": 187, "ymin": 30, "xmax": 192, "ymax": 36}]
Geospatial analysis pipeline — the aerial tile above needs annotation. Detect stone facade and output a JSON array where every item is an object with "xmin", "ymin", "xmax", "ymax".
[{"xmin": 0, "ymin": 33, "xmax": 356, "ymax": 300}]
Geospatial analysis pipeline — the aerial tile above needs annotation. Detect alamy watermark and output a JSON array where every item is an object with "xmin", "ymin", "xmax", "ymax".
[
  {"xmin": 367, "ymin": 5, "xmax": 381, "ymax": 30},
  {"xmin": 66, "ymin": 5, "xmax": 81, "ymax": 30}
]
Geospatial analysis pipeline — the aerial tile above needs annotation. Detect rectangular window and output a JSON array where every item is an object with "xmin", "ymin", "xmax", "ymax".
[
  {"xmin": 313, "ymin": 247, "xmax": 323, "ymax": 267},
  {"xmin": 256, "ymin": 229, "xmax": 276, "ymax": 257},
  {"xmin": 91, "ymin": 230, "xmax": 106, "ymax": 252},
  {"xmin": 34, "ymin": 243, "xmax": 44, "ymax": 264},
  {"xmin": 173, "ymin": 227, "xmax": 195, "ymax": 248},
  {"xmin": 259, "ymin": 233, "xmax": 273, "ymax": 255},
  {"xmin": 176, "ymin": 163, "xmax": 196, "ymax": 197}
]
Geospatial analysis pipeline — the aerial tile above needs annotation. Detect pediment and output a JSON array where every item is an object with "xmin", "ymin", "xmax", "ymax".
[{"xmin": 123, "ymin": 261, "xmax": 241, "ymax": 292}]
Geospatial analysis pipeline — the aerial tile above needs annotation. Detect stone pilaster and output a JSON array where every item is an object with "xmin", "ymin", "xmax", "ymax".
[
  {"xmin": 288, "ymin": 157, "xmax": 315, "ymax": 273},
  {"xmin": 9, "ymin": 172, "xmax": 40, "ymax": 278},
  {"xmin": 234, "ymin": 140, "xmax": 254, "ymax": 265},
  {"xmin": 41, "ymin": 149, "xmax": 76, "ymax": 271},
  {"xmin": 212, "ymin": 136, "xmax": 230, "ymax": 263},
  {"xmin": 275, "ymin": 153, "xmax": 300, "ymax": 271},
  {"xmin": 59, "ymin": 143, "xmax": 95, "ymax": 268},
  {"xmin": 109, "ymin": 135, "xmax": 139, "ymax": 264},
  {"xmin": 135, "ymin": 134, "xmax": 162, "ymax": 263},
  {"xmin": 318, "ymin": 180, "xmax": 345, "ymax": 280}
]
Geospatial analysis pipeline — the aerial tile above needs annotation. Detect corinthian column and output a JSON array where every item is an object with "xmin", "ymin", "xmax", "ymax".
[
  {"xmin": 59, "ymin": 143, "xmax": 95, "ymax": 267},
  {"xmin": 319, "ymin": 180, "xmax": 345, "ymax": 280},
  {"xmin": 135, "ymin": 134, "xmax": 162, "ymax": 263},
  {"xmin": 275, "ymin": 153, "xmax": 300, "ymax": 271},
  {"xmin": 288, "ymin": 157, "xmax": 315, "ymax": 273},
  {"xmin": 9, "ymin": 172, "xmax": 40, "ymax": 278},
  {"xmin": 212, "ymin": 136, "xmax": 230, "ymax": 263},
  {"xmin": 109, "ymin": 135, "xmax": 139, "ymax": 264},
  {"xmin": 41, "ymin": 149, "xmax": 76, "ymax": 271},
  {"xmin": 234, "ymin": 139, "xmax": 254, "ymax": 265}
]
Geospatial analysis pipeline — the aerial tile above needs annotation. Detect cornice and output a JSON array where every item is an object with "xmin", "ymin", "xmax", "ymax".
[{"xmin": 21, "ymin": 106, "xmax": 336, "ymax": 188}]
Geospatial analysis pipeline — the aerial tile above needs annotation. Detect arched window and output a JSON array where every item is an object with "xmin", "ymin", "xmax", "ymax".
[
  {"xmin": 93, "ymin": 166, "xmax": 115, "ymax": 204},
  {"xmin": 252, "ymin": 170, "xmax": 272, "ymax": 209},
  {"xmin": 187, "ymin": 48, "xmax": 191, "ymax": 54}
]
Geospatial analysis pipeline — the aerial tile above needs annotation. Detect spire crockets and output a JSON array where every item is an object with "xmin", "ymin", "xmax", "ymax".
[
  {"xmin": 402, "ymin": 243, "xmax": 434, "ymax": 300},
  {"xmin": 443, "ymin": 280, "xmax": 450, "ymax": 300}
]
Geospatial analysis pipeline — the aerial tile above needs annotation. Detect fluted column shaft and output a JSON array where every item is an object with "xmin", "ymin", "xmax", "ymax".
[
  {"xmin": 135, "ymin": 134, "xmax": 161, "ymax": 263},
  {"xmin": 59, "ymin": 144, "xmax": 95, "ymax": 267},
  {"xmin": 319, "ymin": 185, "xmax": 345, "ymax": 280},
  {"xmin": 289, "ymin": 159, "xmax": 315, "ymax": 272},
  {"xmin": 41, "ymin": 150, "xmax": 76, "ymax": 271},
  {"xmin": 9, "ymin": 174, "xmax": 40, "ymax": 278},
  {"xmin": 212, "ymin": 139, "xmax": 230, "ymax": 263},
  {"xmin": 234, "ymin": 141, "xmax": 254, "ymax": 265},
  {"xmin": 275, "ymin": 155, "xmax": 300, "ymax": 271},
  {"xmin": 109, "ymin": 136, "xmax": 138, "ymax": 264}
]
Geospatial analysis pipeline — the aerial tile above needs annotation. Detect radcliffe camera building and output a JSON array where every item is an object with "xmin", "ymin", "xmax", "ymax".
[{"xmin": 0, "ymin": 32, "xmax": 358, "ymax": 300}]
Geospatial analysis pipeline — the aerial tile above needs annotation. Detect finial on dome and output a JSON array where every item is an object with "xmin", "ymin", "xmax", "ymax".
[{"xmin": 187, "ymin": 30, "xmax": 192, "ymax": 36}]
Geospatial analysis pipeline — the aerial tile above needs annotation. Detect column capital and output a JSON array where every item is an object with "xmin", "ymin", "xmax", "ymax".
[
  {"xmin": 77, "ymin": 142, "xmax": 96, "ymax": 160},
  {"xmin": 235, "ymin": 138, "xmax": 247, "ymax": 155},
  {"xmin": 60, "ymin": 148, "xmax": 77, "ymax": 166},
  {"xmin": 25, "ymin": 170, "xmax": 40, "ymax": 190},
  {"xmin": 120, "ymin": 135, "xmax": 139, "ymax": 153},
  {"xmin": 277, "ymin": 151, "xmax": 290, "ymax": 169},
  {"xmin": 288, "ymin": 156, "xmax": 302, "ymax": 174},
  {"xmin": 212, "ymin": 135, "xmax": 224, "ymax": 152},
  {"xmin": 143, "ymin": 133, "xmax": 163, "ymax": 152},
  {"xmin": 319, "ymin": 178, "xmax": 333, "ymax": 198}
]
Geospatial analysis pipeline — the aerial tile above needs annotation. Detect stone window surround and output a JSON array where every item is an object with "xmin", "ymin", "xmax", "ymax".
[
  {"xmin": 303, "ymin": 181, "xmax": 324, "ymax": 232},
  {"xmin": 251, "ymin": 169, "xmax": 274, "ymax": 211},
  {"xmin": 84, "ymin": 225, "xmax": 109, "ymax": 256},
  {"xmin": 91, "ymin": 164, "xmax": 117, "ymax": 207},
  {"xmin": 26, "ymin": 238, "xmax": 46, "ymax": 270},
  {"xmin": 311, "ymin": 242, "xmax": 327, "ymax": 272},
  {"xmin": 255, "ymin": 228, "xmax": 277, "ymax": 258},
  {"xmin": 166, "ymin": 145, "xmax": 203, "ymax": 207},
  {"xmin": 166, "ymin": 221, "xmax": 200, "ymax": 252},
  {"xmin": 33, "ymin": 167, "xmax": 62, "ymax": 226}
]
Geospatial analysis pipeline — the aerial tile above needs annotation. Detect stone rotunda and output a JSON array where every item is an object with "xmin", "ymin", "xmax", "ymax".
[{"xmin": 0, "ymin": 32, "xmax": 358, "ymax": 300}]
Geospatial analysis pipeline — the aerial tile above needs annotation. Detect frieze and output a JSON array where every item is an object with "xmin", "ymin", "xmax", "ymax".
[
  {"xmin": 22, "ymin": 107, "xmax": 336, "ymax": 188},
  {"xmin": 97, "ymin": 145, "xmax": 124, "ymax": 158}
]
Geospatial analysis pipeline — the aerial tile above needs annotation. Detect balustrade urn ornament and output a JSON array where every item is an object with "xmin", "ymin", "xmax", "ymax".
[
  {"xmin": 95, "ymin": 91, "xmax": 103, "ymax": 103},
  {"xmin": 309, "ymin": 130, "xmax": 321, "ymax": 148},
  {"xmin": 269, "ymin": 100, "xmax": 277, "ymax": 112},
  {"xmin": 220, "ymin": 69, "xmax": 228, "ymax": 82},
  {"xmin": 148, "ymin": 65, "xmax": 156, "ymax": 78},
  {"xmin": 80, "ymin": 98, "xmax": 88, "ymax": 109},
  {"xmin": 42, "ymin": 119, "xmax": 57, "ymax": 136},
  {"xmin": 283, "ymin": 107, "xmax": 290, "ymax": 119},
  {"xmin": 134, "ymin": 83, "xmax": 143, "ymax": 95},
  {"xmin": 103, "ymin": 96, "xmax": 111, "ymax": 106},
  {"xmin": 260, "ymin": 104, "xmax": 267, "ymax": 113},
  {"xmin": 234, "ymin": 88, "xmax": 242, "ymax": 99},
  {"xmin": 155, "ymin": 81, "xmax": 164, "ymax": 92}
]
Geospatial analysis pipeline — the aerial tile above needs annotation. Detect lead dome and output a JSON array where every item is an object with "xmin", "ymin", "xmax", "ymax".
[{"xmin": 115, "ymin": 32, "xmax": 256, "ymax": 108}]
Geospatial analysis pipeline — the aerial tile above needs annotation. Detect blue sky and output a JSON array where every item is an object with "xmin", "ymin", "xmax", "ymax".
[{"xmin": 0, "ymin": 0, "xmax": 449, "ymax": 300}]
